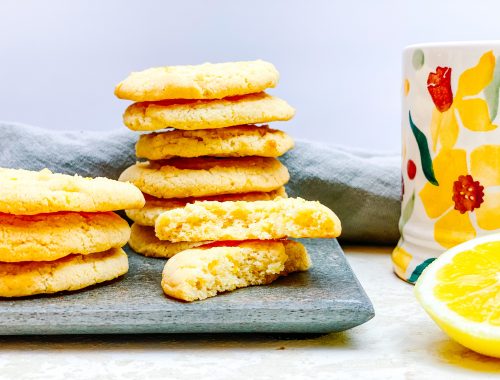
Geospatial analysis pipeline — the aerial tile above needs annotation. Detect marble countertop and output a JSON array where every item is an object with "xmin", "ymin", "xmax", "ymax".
[{"xmin": 0, "ymin": 246, "xmax": 498, "ymax": 379}]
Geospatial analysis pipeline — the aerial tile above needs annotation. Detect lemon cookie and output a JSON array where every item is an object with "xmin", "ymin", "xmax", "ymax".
[
  {"xmin": 0, "ymin": 167, "xmax": 145, "ymax": 215},
  {"xmin": 281, "ymin": 240, "xmax": 312, "ymax": 273},
  {"xmin": 115, "ymin": 60, "xmax": 279, "ymax": 101},
  {"xmin": 129, "ymin": 223, "xmax": 208, "ymax": 258},
  {"xmin": 0, "ymin": 248, "xmax": 128, "ymax": 298},
  {"xmin": 126, "ymin": 188, "xmax": 286, "ymax": 227},
  {"xmin": 135, "ymin": 125, "xmax": 294, "ymax": 160},
  {"xmin": 161, "ymin": 240, "xmax": 310, "ymax": 301},
  {"xmin": 124, "ymin": 93, "xmax": 295, "ymax": 131},
  {"xmin": 119, "ymin": 157, "xmax": 289, "ymax": 199},
  {"xmin": 155, "ymin": 197, "xmax": 341, "ymax": 242},
  {"xmin": 0, "ymin": 212, "xmax": 130, "ymax": 262}
]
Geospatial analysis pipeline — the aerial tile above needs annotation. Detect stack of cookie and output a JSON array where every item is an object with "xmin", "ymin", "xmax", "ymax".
[
  {"xmin": 0, "ymin": 168, "xmax": 144, "ymax": 297},
  {"xmin": 115, "ymin": 60, "xmax": 295, "ymax": 257},
  {"xmin": 114, "ymin": 60, "xmax": 342, "ymax": 302}
]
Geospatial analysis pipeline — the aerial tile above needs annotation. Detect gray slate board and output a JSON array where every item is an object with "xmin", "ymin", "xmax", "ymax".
[{"xmin": 0, "ymin": 239, "xmax": 374, "ymax": 334}]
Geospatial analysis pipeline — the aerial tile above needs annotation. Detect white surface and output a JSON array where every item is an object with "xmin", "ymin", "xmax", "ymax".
[
  {"xmin": 2, "ymin": 1, "xmax": 500, "ymax": 150},
  {"xmin": 0, "ymin": 246, "xmax": 498, "ymax": 379}
]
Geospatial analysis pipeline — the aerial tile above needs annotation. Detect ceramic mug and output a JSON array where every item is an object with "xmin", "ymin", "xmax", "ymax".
[{"xmin": 393, "ymin": 41, "xmax": 500, "ymax": 283}]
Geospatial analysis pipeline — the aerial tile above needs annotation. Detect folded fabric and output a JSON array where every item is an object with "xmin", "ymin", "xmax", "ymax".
[
  {"xmin": 0, "ymin": 122, "xmax": 401, "ymax": 245},
  {"xmin": 282, "ymin": 141, "xmax": 401, "ymax": 244}
]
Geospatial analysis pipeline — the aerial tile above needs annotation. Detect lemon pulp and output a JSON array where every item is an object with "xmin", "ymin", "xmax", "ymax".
[{"xmin": 434, "ymin": 241, "xmax": 500, "ymax": 325}]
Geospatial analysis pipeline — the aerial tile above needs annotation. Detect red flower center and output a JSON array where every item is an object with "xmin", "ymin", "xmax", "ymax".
[{"xmin": 452, "ymin": 175, "xmax": 484, "ymax": 214}]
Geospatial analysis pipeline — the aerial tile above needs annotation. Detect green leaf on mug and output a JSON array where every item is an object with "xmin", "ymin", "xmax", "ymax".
[
  {"xmin": 399, "ymin": 191, "xmax": 415, "ymax": 233},
  {"xmin": 408, "ymin": 258, "xmax": 436, "ymax": 284},
  {"xmin": 409, "ymin": 112, "xmax": 439, "ymax": 186},
  {"xmin": 412, "ymin": 49, "xmax": 425, "ymax": 70},
  {"xmin": 484, "ymin": 55, "xmax": 500, "ymax": 121}
]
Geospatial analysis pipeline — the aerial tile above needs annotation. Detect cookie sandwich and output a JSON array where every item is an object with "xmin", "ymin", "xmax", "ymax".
[
  {"xmin": 0, "ymin": 167, "xmax": 144, "ymax": 297},
  {"xmin": 156, "ymin": 198, "xmax": 341, "ymax": 301}
]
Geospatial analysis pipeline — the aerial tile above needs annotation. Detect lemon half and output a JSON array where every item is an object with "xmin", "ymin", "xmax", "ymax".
[{"xmin": 415, "ymin": 233, "xmax": 500, "ymax": 358}]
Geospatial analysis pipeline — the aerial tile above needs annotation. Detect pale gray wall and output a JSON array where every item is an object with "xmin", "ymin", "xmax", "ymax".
[{"xmin": 0, "ymin": 0, "xmax": 499, "ymax": 150}]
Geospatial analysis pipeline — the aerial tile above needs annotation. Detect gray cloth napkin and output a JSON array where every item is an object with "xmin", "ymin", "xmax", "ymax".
[{"xmin": 0, "ymin": 122, "xmax": 401, "ymax": 245}]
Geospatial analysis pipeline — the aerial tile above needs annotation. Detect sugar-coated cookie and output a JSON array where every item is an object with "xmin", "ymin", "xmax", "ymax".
[
  {"xmin": 161, "ymin": 240, "xmax": 310, "ymax": 301},
  {"xmin": 155, "ymin": 197, "xmax": 341, "ymax": 242},
  {"xmin": 128, "ymin": 223, "xmax": 208, "ymax": 258},
  {"xmin": 135, "ymin": 125, "xmax": 294, "ymax": 160},
  {"xmin": 124, "ymin": 93, "xmax": 294, "ymax": 131},
  {"xmin": 126, "ymin": 188, "xmax": 286, "ymax": 227},
  {"xmin": 0, "ymin": 248, "xmax": 128, "ymax": 297},
  {"xmin": 115, "ymin": 60, "xmax": 279, "ymax": 101},
  {"xmin": 0, "ymin": 167, "xmax": 145, "ymax": 215},
  {"xmin": 0, "ymin": 212, "xmax": 130, "ymax": 262},
  {"xmin": 119, "ymin": 157, "xmax": 289, "ymax": 199}
]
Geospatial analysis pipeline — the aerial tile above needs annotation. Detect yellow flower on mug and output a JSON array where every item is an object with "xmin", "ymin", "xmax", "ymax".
[
  {"xmin": 420, "ymin": 145, "xmax": 500, "ymax": 248},
  {"xmin": 429, "ymin": 51, "xmax": 498, "ymax": 152}
]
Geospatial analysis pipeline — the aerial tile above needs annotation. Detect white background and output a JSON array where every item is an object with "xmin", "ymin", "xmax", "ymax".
[{"xmin": 1, "ymin": 0, "xmax": 499, "ymax": 151}]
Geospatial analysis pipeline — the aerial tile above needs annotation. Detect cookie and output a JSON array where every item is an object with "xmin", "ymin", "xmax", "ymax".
[
  {"xmin": 0, "ymin": 212, "xmax": 130, "ymax": 262},
  {"xmin": 129, "ymin": 223, "xmax": 208, "ymax": 258},
  {"xmin": 126, "ymin": 188, "xmax": 286, "ymax": 227},
  {"xmin": 0, "ymin": 248, "xmax": 128, "ymax": 298},
  {"xmin": 155, "ymin": 197, "xmax": 342, "ymax": 242},
  {"xmin": 124, "ymin": 93, "xmax": 295, "ymax": 131},
  {"xmin": 281, "ymin": 240, "xmax": 312, "ymax": 273},
  {"xmin": 0, "ymin": 167, "xmax": 145, "ymax": 215},
  {"xmin": 161, "ymin": 240, "xmax": 310, "ymax": 301},
  {"xmin": 135, "ymin": 125, "xmax": 294, "ymax": 160},
  {"xmin": 119, "ymin": 157, "xmax": 289, "ymax": 199},
  {"xmin": 114, "ymin": 60, "xmax": 279, "ymax": 101}
]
